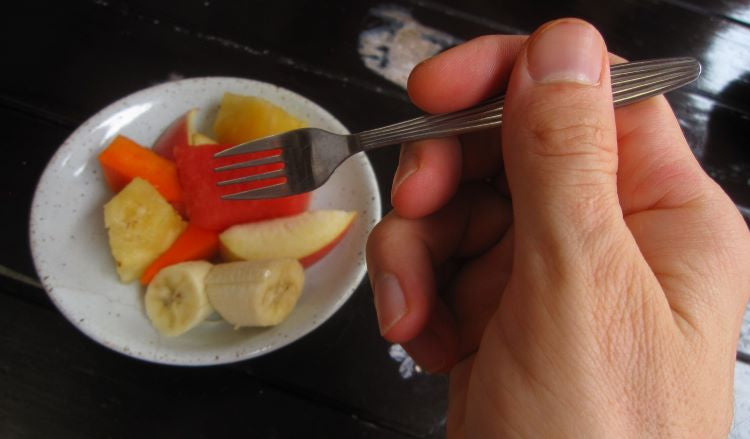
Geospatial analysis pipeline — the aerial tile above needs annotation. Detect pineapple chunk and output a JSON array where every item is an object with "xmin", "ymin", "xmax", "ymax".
[
  {"xmin": 213, "ymin": 92, "xmax": 307, "ymax": 145},
  {"xmin": 104, "ymin": 177, "xmax": 186, "ymax": 283}
]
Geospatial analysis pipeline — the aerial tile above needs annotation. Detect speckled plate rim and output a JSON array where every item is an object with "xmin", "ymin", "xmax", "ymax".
[{"xmin": 29, "ymin": 77, "xmax": 382, "ymax": 366}]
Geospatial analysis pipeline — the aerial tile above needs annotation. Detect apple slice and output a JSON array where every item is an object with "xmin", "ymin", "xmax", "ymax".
[
  {"xmin": 220, "ymin": 210, "xmax": 357, "ymax": 267},
  {"xmin": 152, "ymin": 109, "xmax": 197, "ymax": 160}
]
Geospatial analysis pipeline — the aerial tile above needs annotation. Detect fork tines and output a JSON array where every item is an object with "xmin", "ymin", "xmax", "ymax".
[{"xmin": 212, "ymin": 131, "xmax": 295, "ymax": 196}]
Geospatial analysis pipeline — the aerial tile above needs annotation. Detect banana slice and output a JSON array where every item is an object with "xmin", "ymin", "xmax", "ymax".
[
  {"xmin": 144, "ymin": 261, "xmax": 214, "ymax": 336},
  {"xmin": 205, "ymin": 259, "xmax": 304, "ymax": 328}
]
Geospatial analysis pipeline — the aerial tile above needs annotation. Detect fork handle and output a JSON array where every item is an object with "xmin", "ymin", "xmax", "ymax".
[{"xmin": 355, "ymin": 57, "xmax": 700, "ymax": 150}]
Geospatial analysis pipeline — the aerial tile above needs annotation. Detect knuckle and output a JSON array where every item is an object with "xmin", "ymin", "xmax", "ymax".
[
  {"xmin": 365, "ymin": 214, "xmax": 393, "ymax": 253},
  {"xmin": 366, "ymin": 211, "xmax": 415, "ymax": 257},
  {"xmin": 524, "ymin": 98, "xmax": 615, "ymax": 164}
]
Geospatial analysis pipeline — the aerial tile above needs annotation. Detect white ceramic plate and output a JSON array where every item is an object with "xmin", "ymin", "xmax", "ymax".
[{"xmin": 30, "ymin": 77, "xmax": 381, "ymax": 365}]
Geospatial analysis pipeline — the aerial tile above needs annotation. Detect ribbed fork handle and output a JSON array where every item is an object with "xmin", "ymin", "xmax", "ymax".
[
  {"xmin": 357, "ymin": 97, "xmax": 504, "ymax": 150},
  {"xmin": 355, "ymin": 57, "xmax": 700, "ymax": 151}
]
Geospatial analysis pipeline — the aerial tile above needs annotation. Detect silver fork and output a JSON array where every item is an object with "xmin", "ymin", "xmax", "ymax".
[{"xmin": 214, "ymin": 57, "xmax": 701, "ymax": 200}]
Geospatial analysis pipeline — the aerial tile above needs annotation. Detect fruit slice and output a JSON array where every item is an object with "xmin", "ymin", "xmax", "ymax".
[
  {"xmin": 144, "ymin": 260, "xmax": 214, "ymax": 336},
  {"xmin": 139, "ymin": 223, "xmax": 220, "ymax": 285},
  {"xmin": 174, "ymin": 141, "xmax": 310, "ymax": 231},
  {"xmin": 205, "ymin": 259, "xmax": 304, "ymax": 328},
  {"xmin": 213, "ymin": 93, "xmax": 307, "ymax": 145},
  {"xmin": 219, "ymin": 210, "xmax": 356, "ymax": 267},
  {"xmin": 191, "ymin": 132, "xmax": 217, "ymax": 146},
  {"xmin": 152, "ymin": 109, "xmax": 197, "ymax": 160},
  {"xmin": 104, "ymin": 178, "xmax": 186, "ymax": 282},
  {"xmin": 98, "ymin": 135, "xmax": 183, "ymax": 204}
]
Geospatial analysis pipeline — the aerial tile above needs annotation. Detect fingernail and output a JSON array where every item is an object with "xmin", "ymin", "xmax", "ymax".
[
  {"xmin": 404, "ymin": 329, "xmax": 446, "ymax": 373},
  {"xmin": 527, "ymin": 20, "xmax": 603, "ymax": 85},
  {"xmin": 392, "ymin": 145, "xmax": 419, "ymax": 193},
  {"xmin": 372, "ymin": 272, "xmax": 407, "ymax": 335}
]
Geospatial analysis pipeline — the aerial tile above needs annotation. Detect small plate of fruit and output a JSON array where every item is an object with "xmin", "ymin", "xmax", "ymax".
[{"xmin": 30, "ymin": 78, "xmax": 381, "ymax": 365}]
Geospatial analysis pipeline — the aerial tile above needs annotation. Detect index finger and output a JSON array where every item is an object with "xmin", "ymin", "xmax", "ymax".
[
  {"xmin": 407, "ymin": 35, "xmax": 528, "ymax": 113},
  {"xmin": 392, "ymin": 36, "xmax": 526, "ymax": 218}
]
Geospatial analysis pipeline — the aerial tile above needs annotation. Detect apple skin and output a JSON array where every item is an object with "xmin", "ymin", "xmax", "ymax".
[
  {"xmin": 152, "ymin": 109, "xmax": 197, "ymax": 160},
  {"xmin": 219, "ymin": 210, "xmax": 357, "ymax": 267},
  {"xmin": 297, "ymin": 228, "xmax": 351, "ymax": 267}
]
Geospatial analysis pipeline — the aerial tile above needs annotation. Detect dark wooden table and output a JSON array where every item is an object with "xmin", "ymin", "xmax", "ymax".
[{"xmin": 2, "ymin": 1, "xmax": 749, "ymax": 437}]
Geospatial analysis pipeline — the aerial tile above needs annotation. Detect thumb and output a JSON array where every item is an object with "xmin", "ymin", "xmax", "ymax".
[{"xmin": 503, "ymin": 19, "xmax": 623, "ymax": 254}]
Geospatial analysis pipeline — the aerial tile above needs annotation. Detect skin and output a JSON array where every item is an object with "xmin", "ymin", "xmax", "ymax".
[{"xmin": 366, "ymin": 19, "xmax": 750, "ymax": 438}]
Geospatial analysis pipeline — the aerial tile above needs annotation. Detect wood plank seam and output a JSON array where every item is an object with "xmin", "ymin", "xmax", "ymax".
[
  {"xmin": 0, "ymin": 95, "xmax": 79, "ymax": 130},
  {"xmin": 87, "ymin": 0, "xmax": 412, "ymax": 103},
  {"xmin": 402, "ymin": 0, "xmax": 527, "ymax": 34},
  {"xmin": 657, "ymin": 0, "xmax": 750, "ymax": 28},
  {"xmin": 225, "ymin": 368, "xmax": 429, "ymax": 438}
]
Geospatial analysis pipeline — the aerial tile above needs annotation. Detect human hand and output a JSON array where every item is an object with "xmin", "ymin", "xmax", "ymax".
[{"xmin": 366, "ymin": 18, "xmax": 750, "ymax": 437}]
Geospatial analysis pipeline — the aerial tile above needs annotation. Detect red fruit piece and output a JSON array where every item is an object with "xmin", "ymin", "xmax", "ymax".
[
  {"xmin": 174, "ymin": 142, "xmax": 310, "ymax": 231},
  {"xmin": 152, "ymin": 109, "xmax": 196, "ymax": 160}
]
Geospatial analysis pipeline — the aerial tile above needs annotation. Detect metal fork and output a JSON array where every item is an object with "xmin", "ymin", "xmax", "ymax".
[{"xmin": 214, "ymin": 57, "xmax": 701, "ymax": 200}]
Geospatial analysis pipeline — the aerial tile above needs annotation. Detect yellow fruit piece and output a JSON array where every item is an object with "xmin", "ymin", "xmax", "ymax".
[
  {"xmin": 104, "ymin": 178, "xmax": 186, "ymax": 283},
  {"xmin": 213, "ymin": 92, "xmax": 307, "ymax": 144},
  {"xmin": 191, "ymin": 132, "xmax": 217, "ymax": 146}
]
